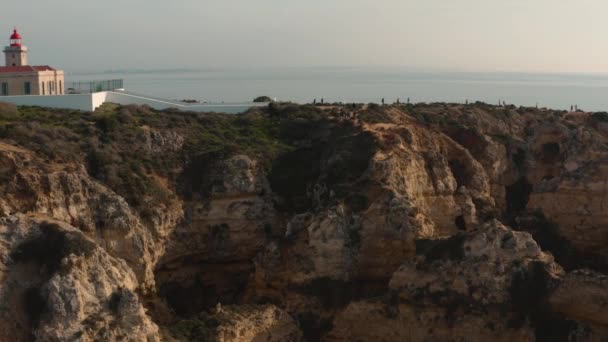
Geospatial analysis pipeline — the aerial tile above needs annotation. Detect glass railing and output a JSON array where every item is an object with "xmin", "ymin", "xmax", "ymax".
[{"xmin": 67, "ymin": 79, "xmax": 124, "ymax": 94}]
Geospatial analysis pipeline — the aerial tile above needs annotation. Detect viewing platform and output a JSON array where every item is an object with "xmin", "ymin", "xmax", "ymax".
[
  {"xmin": 0, "ymin": 83, "xmax": 268, "ymax": 113},
  {"xmin": 68, "ymin": 79, "xmax": 124, "ymax": 94}
]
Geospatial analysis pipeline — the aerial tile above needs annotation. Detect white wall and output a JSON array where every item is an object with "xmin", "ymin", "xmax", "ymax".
[
  {"xmin": 105, "ymin": 91, "xmax": 265, "ymax": 114},
  {"xmin": 0, "ymin": 91, "xmax": 265, "ymax": 113},
  {"xmin": 91, "ymin": 92, "xmax": 108, "ymax": 111},
  {"xmin": 104, "ymin": 91, "xmax": 184, "ymax": 111},
  {"xmin": 0, "ymin": 93, "xmax": 97, "ymax": 111}
]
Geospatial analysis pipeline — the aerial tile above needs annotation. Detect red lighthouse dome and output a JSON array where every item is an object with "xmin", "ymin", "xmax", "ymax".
[{"xmin": 10, "ymin": 28, "xmax": 22, "ymax": 47}]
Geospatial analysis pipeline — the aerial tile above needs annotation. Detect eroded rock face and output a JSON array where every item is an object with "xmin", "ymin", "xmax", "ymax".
[
  {"xmin": 364, "ymin": 122, "xmax": 492, "ymax": 237},
  {"xmin": 165, "ymin": 304, "xmax": 302, "ymax": 342},
  {"xmin": 549, "ymin": 270, "xmax": 608, "ymax": 336},
  {"xmin": 213, "ymin": 305, "xmax": 303, "ymax": 342},
  {"xmin": 155, "ymin": 155, "xmax": 277, "ymax": 316},
  {"xmin": 0, "ymin": 144, "xmax": 183, "ymax": 291},
  {"xmin": 2, "ymin": 103, "xmax": 608, "ymax": 341},
  {"xmin": 501, "ymin": 119, "xmax": 608, "ymax": 272},
  {"xmin": 0, "ymin": 215, "xmax": 160, "ymax": 342},
  {"xmin": 326, "ymin": 300, "xmax": 534, "ymax": 342},
  {"xmin": 528, "ymin": 163, "xmax": 608, "ymax": 269},
  {"xmin": 327, "ymin": 221, "xmax": 565, "ymax": 341}
]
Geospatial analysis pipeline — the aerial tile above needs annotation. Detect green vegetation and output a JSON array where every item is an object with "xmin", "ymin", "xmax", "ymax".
[
  {"xmin": 180, "ymin": 110, "xmax": 292, "ymax": 168},
  {"xmin": 591, "ymin": 112, "xmax": 608, "ymax": 123},
  {"xmin": 4, "ymin": 101, "xmax": 553, "ymax": 220},
  {"xmin": 0, "ymin": 102, "xmax": 318, "ymax": 216},
  {"xmin": 0, "ymin": 101, "xmax": 364, "ymax": 218},
  {"xmin": 253, "ymin": 96, "xmax": 273, "ymax": 103},
  {"xmin": 358, "ymin": 103, "xmax": 394, "ymax": 123},
  {"xmin": 268, "ymin": 123, "xmax": 376, "ymax": 213},
  {"xmin": 169, "ymin": 312, "xmax": 219, "ymax": 342},
  {"xmin": 408, "ymin": 108, "xmax": 463, "ymax": 128}
]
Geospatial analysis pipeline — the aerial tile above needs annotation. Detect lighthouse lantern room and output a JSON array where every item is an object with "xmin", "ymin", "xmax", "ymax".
[{"xmin": 5, "ymin": 28, "xmax": 28, "ymax": 66}]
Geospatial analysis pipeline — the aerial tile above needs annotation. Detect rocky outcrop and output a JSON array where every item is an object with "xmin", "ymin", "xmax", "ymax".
[
  {"xmin": 155, "ymin": 155, "xmax": 278, "ymax": 316},
  {"xmin": 166, "ymin": 304, "xmax": 302, "ymax": 342},
  {"xmin": 0, "ymin": 143, "xmax": 182, "ymax": 291},
  {"xmin": 528, "ymin": 163, "xmax": 608, "ymax": 269},
  {"xmin": 2, "ymin": 103, "xmax": 608, "ymax": 341},
  {"xmin": 549, "ymin": 270, "xmax": 608, "ymax": 336},
  {"xmin": 213, "ymin": 305, "xmax": 302, "ymax": 342},
  {"xmin": 326, "ymin": 221, "xmax": 565, "ymax": 341},
  {"xmin": 326, "ymin": 300, "xmax": 535, "ymax": 342},
  {"xmin": 364, "ymin": 122, "xmax": 493, "ymax": 237},
  {"xmin": 519, "ymin": 119, "xmax": 608, "ymax": 271},
  {"xmin": 0, "ymin": 215, "xmax": 160, "ymax": 342}
]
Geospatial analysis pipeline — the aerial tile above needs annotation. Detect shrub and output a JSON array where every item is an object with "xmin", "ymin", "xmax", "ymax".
[
  {"xmin": 0, "ymin": 101, "xmax": 17, "ymax": 116},
  {"xmin": 591, "ymin": 112, "xmax": 608, "ymax": 123},
  {"xmin": 358, "ymin": 104, "xmax": 393, "ymax": 123},
  {"xmin": 11, "ymin": 222, "xmax": 96, "ymax": 275},
  {"xmin": 170, "ymin": 313, "xmax": 219, "ymax": 342},
  {"xmin": 253, "ymin": 96, "xmax": 273, "ymax": 103}
]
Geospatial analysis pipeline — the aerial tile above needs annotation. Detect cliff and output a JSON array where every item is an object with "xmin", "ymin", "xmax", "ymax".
[{"xmin": 0, "ymin": 102, "xmax": 607, "ymax": 341}]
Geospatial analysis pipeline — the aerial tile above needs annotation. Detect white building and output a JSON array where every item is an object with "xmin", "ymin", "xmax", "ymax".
[
  {"xmin": 0, "ymin": 28, "xmax": 65, "ymax": 96},
  {"xmin": 0, "ymin": 28, "xmax": 264, "ymax": 113}
]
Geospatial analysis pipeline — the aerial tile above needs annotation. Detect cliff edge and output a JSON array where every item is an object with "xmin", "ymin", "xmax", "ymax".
[{"xmin": 1, "ymin": 102, "xmax": 607, "ymax": 341}]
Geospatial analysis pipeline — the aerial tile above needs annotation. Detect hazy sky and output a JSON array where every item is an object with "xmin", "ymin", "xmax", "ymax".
[{"xmin": 2, "ymin": 0, "xmax": 607, "ymax": 72}]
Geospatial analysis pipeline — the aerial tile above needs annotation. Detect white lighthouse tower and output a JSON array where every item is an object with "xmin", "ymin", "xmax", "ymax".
[{"xmin": 4, "ymin": 28, "xmax": 28, "ymax": 67}]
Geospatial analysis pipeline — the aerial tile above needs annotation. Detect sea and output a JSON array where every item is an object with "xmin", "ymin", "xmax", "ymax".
[{"xmin": 66, "ymin": 68, "xmax": 608, "ymax": 112}]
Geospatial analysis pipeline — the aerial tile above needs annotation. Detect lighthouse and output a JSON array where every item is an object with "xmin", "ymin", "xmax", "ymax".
[
  {"xmin": 4, "ymin": 28, "xmax": 28, "ymax": 67},
  {"xmin": 0, "ymin": 28, "xmax": 64, "ymax": 96}
]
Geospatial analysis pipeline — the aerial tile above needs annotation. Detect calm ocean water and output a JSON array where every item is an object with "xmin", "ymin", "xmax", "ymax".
[{"xmin": 67, "ymin": 68, "xmax": 608, "ymax": 111}]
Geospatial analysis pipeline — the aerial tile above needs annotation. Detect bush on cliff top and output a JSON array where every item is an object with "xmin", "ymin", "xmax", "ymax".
[
  {"xmin": 0, "ymin": 102, "xmax": 384, "ymax": 216},
  {"xmin": 591, "ymin": 112, "xmax": 608, "ymax": 123},
  {"xmin": 0, "ymin": 104, "xmax": 324, "ymax": 215}
]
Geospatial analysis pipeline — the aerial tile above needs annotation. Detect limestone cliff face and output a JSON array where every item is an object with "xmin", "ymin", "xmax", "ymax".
[
  {"xmin": 0, "ymin": 215, "xmax": 160, "ymax": 342},
  {"xmin": 549, "ymin": 270, "xmax": 608, "ymax": 336},
  {"xmin": 0, "ymin": 141, "xmax": 183, "ymax": 292},
  {"xmin": 213, "ymin": 305, "xmax": 302, "ymax": 342},
  {"xmin": 248, "ymin": 119, "xmax": 498, "ymax": 338},
  {"xmin": 527, "ymin": 123, "xmax": 605, "ymax": 260},
  {"xmin": 155, "ymin": 155, "xmax": 276, "ymax": 315},
  {"xmin": 1, "ymin": 103, "xmax": 608, "ymax": 341},
  {"xmin": 326, "ymin": 221, "xmax": 563, "ymax": 341},
  {"xmin": 364, "ymin": 121, "xmax": 492, "ymax": 237}
]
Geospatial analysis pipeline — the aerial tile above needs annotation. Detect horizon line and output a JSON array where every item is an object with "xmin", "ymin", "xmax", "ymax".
[{"xmin": 64, "ymin": 66, "xmax": 608, "ymax": 77}]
